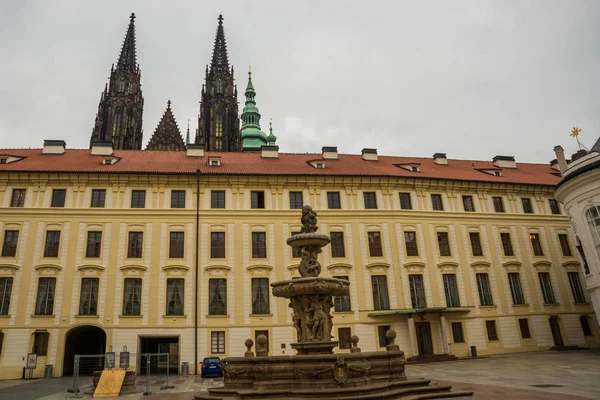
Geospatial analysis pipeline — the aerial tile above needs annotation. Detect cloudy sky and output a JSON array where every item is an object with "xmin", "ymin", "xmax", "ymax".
[{"xmin": 1, "ymin": 0, "xmax": 599, "ymax": 162}]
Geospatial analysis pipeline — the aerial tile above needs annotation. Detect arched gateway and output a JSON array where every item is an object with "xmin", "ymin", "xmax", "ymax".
[{"xmin": 62, "ymin": 325, "xmax": 106, "ymax": 376}]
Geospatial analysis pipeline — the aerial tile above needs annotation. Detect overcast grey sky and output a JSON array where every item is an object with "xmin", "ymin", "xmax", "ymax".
[{"xmin": 1, "ymin": 0, "xmax": 599, "ymax": 162}]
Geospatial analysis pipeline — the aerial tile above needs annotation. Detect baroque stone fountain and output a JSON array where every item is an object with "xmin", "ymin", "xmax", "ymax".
[{"xmin": 195, "ymin": 206, "xmax": 472, "ymax": 400}]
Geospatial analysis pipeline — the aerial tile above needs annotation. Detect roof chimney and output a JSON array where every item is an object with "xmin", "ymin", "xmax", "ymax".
[
  {"xmin": 492, "ymin": 155, "xmax": 516, "ymax": 169},
  {"xmin": 261, "ymin": 145, "xmax": 279, "ymax": 159},
  {"xmin": 361, "ymin": 148, "xmax": 378, "ymax": 161},
  {"xmin": 553, "ymin": 146, "xmax": 567, "ymax": 173},
  {"xmin": 433, "ymin": 152, "xmax": 448, "ymax": 165},
  {"xmin": 42, "ymin": 140, "xmax": 66, "ymax": 155},
  {"xmin": 186, "ymin": 144, "xmax": 205, "ymax": 157},
  {"xmin": 549, "ymin": 159, "xmax": 560, "ymax": 171},
  {"xmin": 322, "ymin": 146, "xmax": 338, "ymax": 160},
  {"xmin": 90, "ymin": 141, "xmax": 114, "ymax": 156}
]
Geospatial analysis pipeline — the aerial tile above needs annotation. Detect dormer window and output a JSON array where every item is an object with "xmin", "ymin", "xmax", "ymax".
[
  {"xmin": 307, "ymin": 159, "xmax": 326, "ymax": 169},
  {"xmin": 0, "ymin": 154, "xmax": 26, "ymax": 164},
  {"xmin": 395, "ymin": 163, "xmax": 421, "ymax": 172},
  {"xmin": 208, "ymin": 157, "xmax": 222, "ymax": 166},
  {"xmin": 316, "ymin": 162, "xmax": 325, "ymax": 169},
  {"xmin": 101, "ymin": 156, "xmax": 120, "ymax": 165},
  {"xmin": 0, "ymin": 158, "xmax": 6, "ymax": 164},
  {"xmin": 476, "ymin": 168, "xmax": 502, "ymax": 177},
  {"xmin": 494, "ymin": 171, "xmax": 501, "ymax": 177}
]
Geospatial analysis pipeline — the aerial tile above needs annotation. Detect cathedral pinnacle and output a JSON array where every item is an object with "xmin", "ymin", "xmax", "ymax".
[
  {"xmin": 146, "ymin": 100, "xmax": 185, "ymax": 151},
  {"xmin": 209, "ymin": 14, "xmax": 230, "ymax": 75},
  {"xmin": 117, "ymin": 12, "xmax": 138, "ymax": 73}
]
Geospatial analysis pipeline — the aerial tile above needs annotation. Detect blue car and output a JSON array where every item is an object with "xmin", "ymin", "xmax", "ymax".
[{"xmin": 201, "ymin": 357, "xmax": 223, "ymax": 378}]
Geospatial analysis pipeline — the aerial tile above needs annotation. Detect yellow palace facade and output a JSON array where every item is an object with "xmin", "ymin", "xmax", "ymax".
[{"xmin": 0, "ymin": 141, "xmax": 597, "ymax": 378}]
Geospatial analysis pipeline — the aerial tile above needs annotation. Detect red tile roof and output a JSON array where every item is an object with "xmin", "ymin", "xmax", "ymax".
[{"xmin": 0, "ymin": 149, "xmax": 560, "ymax": 186}]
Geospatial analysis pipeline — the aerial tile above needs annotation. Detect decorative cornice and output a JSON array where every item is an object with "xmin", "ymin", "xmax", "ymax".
[
  {"xmin": 0, "ymin": 263, "xmax": 19, "ymax": 272},
  {"xmin": 163, "ymin": 264, "xmax": 190, "ymax": 272},
  {"xmin": 204, "ymin": 264, "xmax": 231, "ymax": 272},
  {"xmin": 246, "ymin": 264, "xmax": 273, "ymax": 272},
  {"xmin": 367, "ymin": 262, "xmax": 391, "ymax": 270},
  {"xmin": 34, "ymin": 263, "xmax": 62, "ymax": 271},
  {"xmin": 502, "ymin": 261, "xmax": 523, "ymax": 268},
  {"xmin": 403, "ymin": 262, "xmax": 425, "ymax": 271},
  {"xmin": 437, "ymin": 261, "xmax": 459, "ymax": 269},
  {"xmin": 77, "ymin": 264, "xmax": 105, "ymax": 272},
  {"xmin": 561, "ymin": 261, "xmax": 581, "ymax": 270},
  {"xmin": 120, "ymin": 264, "xmax": 147, "ymax": 271},
  {"xmin": 470, "ymin": 261, "xmax": 491, "ymax": 268},
  {"xmin": 532, "ymin": 261, "xmax": 552, "ymax": 269},
  {"xmin": 326, "ymin": 263, "xmax": 353, "ymax": 270}
]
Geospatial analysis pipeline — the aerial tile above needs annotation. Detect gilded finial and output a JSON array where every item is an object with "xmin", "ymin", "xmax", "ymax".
[
  {"xmin": 571, "ymin": 127, "xmax": 582, "ymax": 150},
  {"xmin": 248, "ymin": 64, "xmax": 252, "ymax": 76}
]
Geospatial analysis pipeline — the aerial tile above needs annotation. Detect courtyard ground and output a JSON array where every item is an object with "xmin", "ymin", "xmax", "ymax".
[{"xmin": 0, "ymin": 349, "xmax": 597, "ymax": 399}]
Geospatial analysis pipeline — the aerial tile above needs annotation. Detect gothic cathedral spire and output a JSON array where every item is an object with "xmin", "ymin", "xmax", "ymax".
[
  {"xmin": 90, "ymin": 13, "xmax": 144, "ymax": 150},
  {"xmin": 195, "ymin": 15, "xmax": 240, "ymax": 151}
]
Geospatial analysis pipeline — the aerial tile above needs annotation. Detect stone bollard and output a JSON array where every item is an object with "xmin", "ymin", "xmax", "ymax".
[
  {"xmin": 256, "ymin": 335, "xmax": 268, "ymax": 357},
  {"xmin": 385, "ymin": 330, "xmax": 400, "ymax": 352},
  {"xmin": 244, "ymin": 339, "xmax": 255, "ymax": 357},
  {"xmin": 350, "ymin": 335, "xmax": 361, "ymax": 353}
]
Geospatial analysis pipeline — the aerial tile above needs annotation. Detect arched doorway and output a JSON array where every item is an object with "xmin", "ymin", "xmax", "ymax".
[{"xmin": 63, "ymin": 325, "xmax": 106, "ymax": 376}]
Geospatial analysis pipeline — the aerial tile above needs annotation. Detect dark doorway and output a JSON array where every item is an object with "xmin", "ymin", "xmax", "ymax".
[
  {"xmin": 139, "ymin": 336, "xmax": 179, "ymax": 375},
  {"xmin": 415, "ymin": 322, "xmax": 434, "ymax": 355},
  {"xmin": 549, "ymin": 316, "xmax": 564, "ymax": 346},
  {"xmin": 63, "ymin": 325, "xmax": 106, "ymax": 376}
]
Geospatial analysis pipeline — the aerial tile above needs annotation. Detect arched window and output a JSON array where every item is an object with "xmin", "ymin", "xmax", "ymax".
[
  {"xmin": 112, "ymin": 111, "xmax": 123, "ymax": 138},
  {"xmin": 215, "ymin": 114, "xmax": 223, "ymax": 151},
  {"xmin": 585, "ymin": 206, "xmax": 600, "ymax": 259},
  {"xmin": 117, "ymin": 79, "xmax": 125, "ymax": 92}
]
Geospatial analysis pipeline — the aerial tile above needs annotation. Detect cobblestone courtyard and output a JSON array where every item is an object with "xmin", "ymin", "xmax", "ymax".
[{"xmin": 0, "ymin": 349, "xmax": 598, "ymax": 399}]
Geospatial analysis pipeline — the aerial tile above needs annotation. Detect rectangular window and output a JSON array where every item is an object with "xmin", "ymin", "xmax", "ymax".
[
  {"xmin": 251, "ymin": 191, "xmax": 265, "ymax": 209},
  {"xmin": 437, "ymin": 232, "xmax": 451, "ymax": 256},
  {"xmin": 0, "ymin": 277, "xmax": 13, "ymax": 315},
  {"xmin": 568, "ymin": 272, "xmax": 586, "ymax": 303},
  {"xmin": 508, "ymin": 273, "xmax": 525, "ymax": 305},
  {"xmin": 289, "ymin": 191, "xmax": 303, "ymax": 209},
  {"xmin": 443, "ymin": 274, "xmax": 460, "ymax": 307},
  {"xmin": 251, "ymin": 278, "xmax": 270, "ymax": 314},
  {"xmin": 43, "ymin": 231, "xmax": 61, "ymax": 258},
  {"xmin": 10, "ymin": 189, "xmax": 26, "ymax": 207},
  {"xmin": 127, "ymin": 232, "xmax": 143, "ymax": 258},
  {"xmin": 500, "ymin": 233, "xmax": 514, "ymax": 256},
  {"xmin": 33, "ymin": 332, "xmax": 49, "ymax": 356},
  {"xmin": 469, "ymin": 232, "xmax": 483, "ymax": 256},
  {"xmin": 530, "ymin": 233, "xmax": 544, "ymax": 256},
  {"xmin": 549, "ymin": 199, "xmax": 561, "ymax": 215},
  {"xmin": 327, "ymin": 192, "xmax": 341, "ymax": 209},
  {"xmin": 399, "ymin": 193, "xmax": 412, "ymax": 210},
  {"xmin": 580, "ymin": 316, "xmax": 592, "ymax": 336},
  {"xmin": 371, "ymin": 275, "xmax": 390, "ymax": 310},
  {"xmin": 35, "ymin": 277, "xmax": 56, "ymax": 315},
  {"xmin": 78, "ymin": 278, "xmax": 99, "ymax": 315},
  {"xmin": 122, "ymin": 278, "xmax": 141, "ymax": 316},
  {"xmin": 131, "ymin": 190, "xmax": 146, "ymax": 208},
  {"xmin": 210, "ymin": 232, "xmax": 225, "ymax": 258},
  {"xmin": 211, "ymin": 190, "xmax": 225, "ymax": 208},
  {"xmin": 451, "ymin": 322, "xmax": 464, "ymax": 343},
  {"xmin": 368, "ymin": 232, "xmax": 383, "ymax": 257},
  {"xmin": 209, "ymin": 279, "xmax": 227, "ymax": 315},
  {"xmin": 169, "ymin": 232, "xmax": 185, "ymax": 258},
  {"xmin": 462, "ymin": 195, "xmax": 475, "ymax": 212},
  {"xmin": 252, "ymin": 232, "xmax": 267, "ymax": 258},
  {"xmin": 431, "ymin": 194, "xmax": 444, "ymax": 210},
  {"xmin": 51, "ymin": 189, "xmax": 66, "ymax": 207},
  {"xmin": 91, "ymin": 189, "xmax": 106, "ymax": 208},
  {"xmin": 364, "ymin": 192, "xmax": 377, "ymax": 209},
  {"xmin": 486, "ymin": 320, "xmax": 499, "ymax": 341},
  {"xmin": 330, "ymin": 232, "xmax": 346, "ymax": 258},
  {"xmin": 522, "ymin": 198, "xmax": 533, "ymax": 214},
  {"xmin": 378, "ymin": 325, "xmax": 391, "ymax": 347},
  {"xmin": 171, "ymin": 190, "xmax": 186, "ymax": 208},
  {"xmin": 338, "ymin": 328, "xmax": 351, "ymax": 350},
  {"xmin": 476, "ymin": 273, "xmax": 494, "ymax": 306},
  {"xmin": 409, "ymin": 274, "xmax": 427, "ymax": 308},
  {"xmin": 518, "ymin": 318, "xmax": 531, "ymax": 338},
  {"xmin": 492, "ymin": 196, "xmax": 505, "ymax": 213},
  {"xmin": 538, "ymin": 272, "xmax": 555, "ymax": 304},
  {"xmin": 558, "ymin": 234, "xmax": 572, "ymax": 257},
  {"xmin": 333, "ymin": 276, "xmax": 351, "ymax": 312},
  {"xmin": 166, "ymin": 278, "xmax": 184, "ymax": 315},
  {"xmin": 288, "ymin": 232, "xmax": 300, "ymax": 258},
  {"xmin": 1, "ymin": 230, "xmax": 19, "ymax": 257},
  {"xmin": 404, "ymin": 231, "xmax": 419, "ymax": 256},
  {"xmin": 211, "ymin": 331, "xmax": 225, "ymax": 354},
  {"xmin": 85, "ymin": 231, "xmax": 102, "ymax": 258}
]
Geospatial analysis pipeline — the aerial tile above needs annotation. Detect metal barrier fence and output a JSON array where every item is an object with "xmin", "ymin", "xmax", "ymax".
[{"xmin": 68, "ymin": 352, "xmax": 175, "ymax": 398}]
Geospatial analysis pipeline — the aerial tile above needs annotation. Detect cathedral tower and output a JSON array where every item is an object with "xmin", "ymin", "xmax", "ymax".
[
  {"xmin": 195, "ymin": 15, "xmax": 240, "ymax": 151},
  {"xmin": 90, "ymin": 13, "xmax": 144, "ymax": 150}
]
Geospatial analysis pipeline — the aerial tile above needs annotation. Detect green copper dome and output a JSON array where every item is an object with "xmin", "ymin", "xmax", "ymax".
[{"xmin": 241, "ymin": 69, "xmax": 271, "ymax": 151}]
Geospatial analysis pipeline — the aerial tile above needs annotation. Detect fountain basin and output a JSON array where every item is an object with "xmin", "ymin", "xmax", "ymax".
[
  {"xmin": 272, "ymin": 277, "xmax": 349, "ymax": 298},
  {"xmin": 286, "ymin": 233, "xmax": 330, "ymax": 248}
]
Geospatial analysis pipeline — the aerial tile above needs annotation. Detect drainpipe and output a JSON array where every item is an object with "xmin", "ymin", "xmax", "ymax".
[{"xmin": 194, "ymin": 169, "xmax": 200, "ymax": 374}]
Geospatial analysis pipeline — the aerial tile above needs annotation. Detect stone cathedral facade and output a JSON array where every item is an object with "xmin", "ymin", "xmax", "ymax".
[{"xmin": 0, "ymin": 13, "xmax": 597, "ymax": 380}]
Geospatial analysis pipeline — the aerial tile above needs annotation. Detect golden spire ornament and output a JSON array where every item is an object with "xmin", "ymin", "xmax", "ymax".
[{"xmin": 570, "ymin": 127, "xmax": 582, "ymax": 150}]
